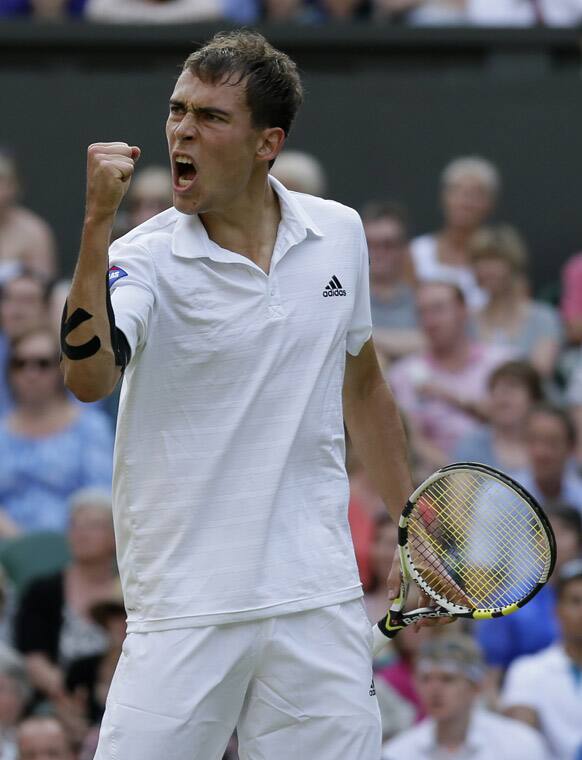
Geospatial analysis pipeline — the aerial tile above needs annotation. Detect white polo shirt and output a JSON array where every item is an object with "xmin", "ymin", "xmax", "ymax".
[
  {"xmin": 502, "ymin": 644, "xmax": 582, "ymax": 760},
  {"xmin": 382, "ymin": 709, "xmax": 548, "ymax": 760},
  {"xmin": 108, "ymin": 177, "xmax": 373, "ymax": 632}
]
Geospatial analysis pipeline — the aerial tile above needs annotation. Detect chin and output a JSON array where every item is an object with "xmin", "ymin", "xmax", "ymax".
[{"xmin": 172, "ymin": 194, "xmax": 202, "ymax": 216}]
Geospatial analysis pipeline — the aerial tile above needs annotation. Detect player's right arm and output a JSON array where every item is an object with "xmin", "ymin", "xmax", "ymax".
[{"xmin": 61, "ymin": 142, "xmax": 140, "ymax": 402}]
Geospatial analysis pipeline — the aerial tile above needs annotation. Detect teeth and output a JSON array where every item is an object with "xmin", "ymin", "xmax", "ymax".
[
  {"xmin": 175, "ymin": 156, "xmax": 193, "ymax": 165},
  {"xmin": 177, "ymin": 177, "xmax": 191, "ymax": 187}
]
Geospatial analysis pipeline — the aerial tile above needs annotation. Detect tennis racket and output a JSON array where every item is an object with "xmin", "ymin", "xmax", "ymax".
[{"xmin": 372, "ymin": 462, "xmax": 556, "ymax": 655}]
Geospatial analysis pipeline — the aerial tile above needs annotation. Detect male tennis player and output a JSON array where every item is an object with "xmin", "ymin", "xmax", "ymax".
[{"xmin": 61, "ymin": 30, "xmax": 413, "ymax": 760}]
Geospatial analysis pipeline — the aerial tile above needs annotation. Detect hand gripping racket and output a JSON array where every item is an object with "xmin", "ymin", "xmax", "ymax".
[{"xmin": 372, "ymin": 462, "xmax": 556, "ymax": 655}]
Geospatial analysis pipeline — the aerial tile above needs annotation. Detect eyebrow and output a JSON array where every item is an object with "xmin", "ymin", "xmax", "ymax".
[{"xmin": 169, "ymin": 99, "xmax": 231, "ymax": 118}]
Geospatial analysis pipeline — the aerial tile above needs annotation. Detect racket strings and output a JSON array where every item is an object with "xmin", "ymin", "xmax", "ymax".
[{"xmin": 408, "ymin": 471, "xmax": 551, "ymax": 611}]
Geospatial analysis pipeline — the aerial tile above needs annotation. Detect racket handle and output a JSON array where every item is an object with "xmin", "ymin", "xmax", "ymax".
[{"xmin": 372, "ymin": 624, "xmax": 390, "ymax": 657}]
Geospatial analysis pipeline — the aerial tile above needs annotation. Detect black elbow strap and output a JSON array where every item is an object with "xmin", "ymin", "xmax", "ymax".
[
  {"xmin": 60, "ymin": 276, "xmax": 132, "ymax": 371},
  {"xmin": 106, "ymin": 279, "xmax": 132, "ymax": 371},
  {"xmin": 61, "ymin": 304, "xmax": 101, "ymax": 361}
]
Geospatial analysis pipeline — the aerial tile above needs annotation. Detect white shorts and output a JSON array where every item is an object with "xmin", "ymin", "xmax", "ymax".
[{"xmin": 94, "ymin": 598, "xmax": 381, "ymax": 760}]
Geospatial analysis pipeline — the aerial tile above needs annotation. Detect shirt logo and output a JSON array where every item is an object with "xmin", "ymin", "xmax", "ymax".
[
  {"xmin": 323, "ymin": 275, "xmax": 346, "ymax": 297},
  {"xmin": 369, "ymin": 678, "xmax": 376, "ymax": 697},
  {"xmin": 108, "ymin": 266, "xmax": 128, "ymax": 287}
]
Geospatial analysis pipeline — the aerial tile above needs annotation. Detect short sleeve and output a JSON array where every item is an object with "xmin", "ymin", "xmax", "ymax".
[
  {"xmin": 501, "ymin": 657, "xmax": 539, "ymax": 710},
  {"xmin": 346, "ymin": 223, "xmax": 373, "ymax": 356},
  {"xmin": 531, "ymin": 302, "xmax": 563, "ymax": 343},
  {"xmin": 108, "ymin": 240, "xmax": 156, "ymax": 360}
]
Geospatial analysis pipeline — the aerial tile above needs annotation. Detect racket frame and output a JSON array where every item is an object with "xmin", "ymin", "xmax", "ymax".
[{"xmin": 374, "ymin": 462, "xmax": 556, "ymax": 648}]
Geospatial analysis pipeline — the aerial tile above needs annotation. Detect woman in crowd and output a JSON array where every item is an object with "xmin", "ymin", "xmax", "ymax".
[
  {"xmin": 15, "ymin": 489, "xmax": 118, "ymax": 709},
  {"xmin": 0, "ymin": 327, "xmax": 113, "ymax": 535},
  {"xmin": 410, "ymin": 155, "xmax": 498, "ymax": 310},
  {"xmin": 469, "ymin": 225, "xmax": 562, "ymax": 381},
  {"xmin": 453, "ymin": 360, "xmax": 544, "ymax": 474}
]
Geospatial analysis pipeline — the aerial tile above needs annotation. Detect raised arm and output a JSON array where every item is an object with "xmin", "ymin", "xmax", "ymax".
[{"xmin": 61, "ymin": 142, "xmax": 140, "ymax": 402}]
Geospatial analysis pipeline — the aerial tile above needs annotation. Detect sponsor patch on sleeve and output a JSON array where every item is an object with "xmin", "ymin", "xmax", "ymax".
[{"xmin": 108, "ymin": 266, "xmax": 128, "ymax": 287}]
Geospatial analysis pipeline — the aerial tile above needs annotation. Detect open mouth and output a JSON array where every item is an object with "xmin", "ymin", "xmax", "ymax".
[{"xmin": 173, "ymin": 155, "xmax": 198, "ymax": 191}]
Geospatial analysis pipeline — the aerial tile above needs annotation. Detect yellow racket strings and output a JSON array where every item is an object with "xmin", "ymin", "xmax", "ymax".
[{"xmin": 408, "ymin": 471, "xmax": 550, "ymax": 610}]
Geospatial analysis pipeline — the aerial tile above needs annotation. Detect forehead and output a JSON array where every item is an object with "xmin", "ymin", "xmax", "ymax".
[
  {"xmin": 16, "ymin": 333, "xmax": 55, "ymax": 355},
  {"xmin": 170, "ymin": 70, "xmax": 250, "ymax": 113}
]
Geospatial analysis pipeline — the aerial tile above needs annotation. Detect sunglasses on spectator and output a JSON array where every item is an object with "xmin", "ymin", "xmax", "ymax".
[{"xmin": 9, "ymin": 356, "xmax": 59, "ymax": 371}]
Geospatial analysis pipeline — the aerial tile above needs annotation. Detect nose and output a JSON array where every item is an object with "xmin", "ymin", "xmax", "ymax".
[{"xmin": 173, "ymin": 112, "xmax": 198, "ymax": 141}]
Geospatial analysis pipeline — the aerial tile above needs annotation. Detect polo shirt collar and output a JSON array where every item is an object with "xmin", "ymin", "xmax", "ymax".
[{"xmin": 171, "ymin": 174, "xmax": 323, "ymax": 263}]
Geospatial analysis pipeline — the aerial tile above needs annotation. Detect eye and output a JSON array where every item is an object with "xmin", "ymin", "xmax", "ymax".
[{"xmin": 169, "ymin": 104, "xmax": 183, "ymax": 115}]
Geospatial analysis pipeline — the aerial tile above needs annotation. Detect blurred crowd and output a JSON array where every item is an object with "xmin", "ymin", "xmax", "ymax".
[
  {"xmin": 1, "ymin": 142, "xmax": 582, "ymax": 759},
  {"xmin": 1, "ymin": 0, "xmax": 582, "ymax": 26}
]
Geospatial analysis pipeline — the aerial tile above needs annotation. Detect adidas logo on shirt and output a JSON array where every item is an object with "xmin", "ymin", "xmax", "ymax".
[{"xmin": 323, "ymin": 275, "xmax": 347, "ymax": 297}]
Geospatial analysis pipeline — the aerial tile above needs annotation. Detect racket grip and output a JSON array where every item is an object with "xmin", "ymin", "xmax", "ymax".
[{"xmin": 372, "ymin": 624, "xmax": 390, "ymax": 657}]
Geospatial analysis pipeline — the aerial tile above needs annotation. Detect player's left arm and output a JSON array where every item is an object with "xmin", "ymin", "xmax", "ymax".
[{"xmin": 343, "ymin": 337, "xmax": 414, "ymax": 528}]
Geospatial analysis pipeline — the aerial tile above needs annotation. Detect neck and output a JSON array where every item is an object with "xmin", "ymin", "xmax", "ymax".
[
  {"xmin": 536, "ymin": 473, "xmax": 562, "ymax": 500},
  {"xmin": 430, "ymin": 336, "xmax": 471, "ymax": 366},
  {"xmin": 15, "ymin": 396, "xmax": 63, "ymax": 418},
  {"xmin": 200, "ymin": 172, "xmax": 280, "ymax": 266},
  {"xmin": 493, "ymin": 422, "xmax": 525, "ymax": 441},
  {"xmin": 70, "ymin": 558, "xmax": 114, "ymax": 584},
  {"xmin": 371, "ymin": 278, "xmax": 404, "ymax": 301},
  {"xmin": 441, "ymin": 225, "xmax": 474, "ymax": 249},
  {"xmin": 436, "ymin": 710, "xmax": 472, "ymax": 750},
  {"xmin": 564, "ymin": 640, "xmax": 582, "ymax": 667}
]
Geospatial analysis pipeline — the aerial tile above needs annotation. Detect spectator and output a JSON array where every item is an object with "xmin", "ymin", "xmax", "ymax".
[
  {"xmin": 468, "ymin": 0, "xmax": 582, "ymax": 26},
  {"xmin": 389, "ymin": 281, "xmax": 510, "ymax": 468},
  {"xmin": 515, "ymin": 404, "xmax": 582, "ymax": 515},
  {"xmin": 0, "ymin": 151, "xmax": 56, "ymax": 279},
  {"xmin": 561, "ymin": 252, "xmax": 582, "ymax": 346},
  {"xmin": 347, "ymin": 448, "xmax": 386, "ymax": 591},
  {"xmin": 410, "ymin": 156, "xmax": 499, "ymax": 310},
  {"xmin": 362, "ymin": 201, "xmax": 423, "ymax": 365},
  {"xmin": 469, "ymin": 225, "xmax": 562, "ymax": 381},
  {"xmin": 477, "ymin": 505, "xmax": 582, "ymax": 678},
  {"xmin": 86, "ymin": 0, "xmax": 223, "ymax": 23},
  {"xmin": 0, "ymin": 328, "xmax": 113, "ymax": 535},
  {"xmin": 113, "ymin": 166, "xmax": 173, "ymax": 241},
  {"xmin": 382, "ymin": 634, "xmax": 547, "ymax": 760},
  {"xmin": 66, "ymin": 591, "xmax": 125, "ymax": 725},
  {"xmin": 502, "ymin": 558, "xmax": 582, "ymax": 760},
  {"xmin": 375, "ymin": 625, "xmax": 440, "ymax": 725},
  {"xmin": 363, "ymin": 514, "xmax": 398, "ymax": 624},
  {"xmin": 454, "ymin": 360, "xmax": 544, "ymax": 474},
  {"xmin": 0, "ymin": 270, "xmax": 51, "ymax": 417},
  {"xmin": 0, "ymin": 644, "xmax": 29, "ymax": 760},
  {"xmin": 17, "ymin": 717, "xmax": 74, "ymax": 760},
  {"xmin": 15, "ymin": 489, "xmax": 118, "ymax": 707},
  {"xmin": 373, "ymin": 0, "xmax": 465, "ymax": 23},
  {"xmin": 270, "ymin": 150, "xmax": 327, "ymax": 196},
  {"xmin": 263, "ymin": 0, "xmax": 369, "ymax": 21}
]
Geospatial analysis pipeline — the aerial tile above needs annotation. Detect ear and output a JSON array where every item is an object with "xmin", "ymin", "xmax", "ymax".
[{"xmin": 256, "ymin": 127, "xmax": 286, "ymax": 165}]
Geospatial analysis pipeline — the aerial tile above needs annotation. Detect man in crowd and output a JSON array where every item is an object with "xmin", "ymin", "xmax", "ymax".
[
  {"xmin": 17, "ymin": 716, "xmax": 75, "ymax": 760},
  {"xmin": 502, "ymin": 559, "xmax": 582, "ymax": 760},
  {"xmin": 516, "ymin": 404, "xmax": 582, "ymax": 515},
  {"xmin": 362, "ymin": 200, "xmax": 422, "ymax": 365},
  {"xmin": 0, "ymin": 151, "xmax": 56, "ymax": 280},
  {"xmin": 389, "ymin": 280, "xmax": 509, "ymax": 469},
  {"xmin": 382, "ymin": 634, "xmax": 547, "ymax": 759},
  {"xmin": 0, "ymin": 268, "xmax": 51, "ymax": 415}
]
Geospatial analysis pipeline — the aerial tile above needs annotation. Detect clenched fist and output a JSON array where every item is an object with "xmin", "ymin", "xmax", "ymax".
[{"xmin": 85, "ymin": 142, "xmax": 141, "ymax": 221}]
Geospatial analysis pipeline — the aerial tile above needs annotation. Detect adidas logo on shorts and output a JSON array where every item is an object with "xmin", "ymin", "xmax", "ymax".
[{"xmin": 323, "ymin": 275, "xmax": 346, "ymax": 297}]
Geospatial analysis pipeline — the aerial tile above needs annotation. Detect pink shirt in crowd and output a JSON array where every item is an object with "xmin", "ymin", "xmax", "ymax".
[
  {"xmin": 389, "ymin": 343, "xmax": 511, "ymax": 456},
  {"xmin": 561, "ymin": 252, "xmax": 582, "ymax": 322}
]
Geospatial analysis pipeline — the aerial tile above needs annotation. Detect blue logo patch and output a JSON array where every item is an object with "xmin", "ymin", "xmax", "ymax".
[{"xmin": 108, "ymin": 266, "xmax": 128, "ymax": 287}]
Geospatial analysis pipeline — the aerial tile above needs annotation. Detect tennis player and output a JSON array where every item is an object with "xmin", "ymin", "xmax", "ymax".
[{"xmin": 61, "ymin": 30, "xmax": 413, "ymax": 760}]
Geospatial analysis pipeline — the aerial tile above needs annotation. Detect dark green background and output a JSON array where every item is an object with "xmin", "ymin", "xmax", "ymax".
[{"xmin": 1, "ymin": 24, "xmax": 580, "ymax": 289}]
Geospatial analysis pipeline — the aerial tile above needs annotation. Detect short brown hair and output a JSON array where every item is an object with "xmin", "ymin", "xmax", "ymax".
[
  {"xmin": 488, "ymin": 360, "xmax": 544, "ymax": 402},
  {"xmin": 183, "ymin": 30, "xmax": 303, "ymax": 137},
  {"xmin": 469, "ymin": 224, "xmax": 528, "ymax": 274}
]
